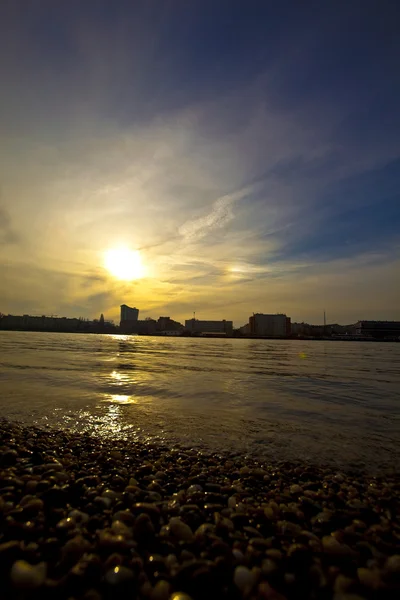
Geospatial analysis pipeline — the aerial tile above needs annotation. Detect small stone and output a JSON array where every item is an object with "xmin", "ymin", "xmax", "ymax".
[
  {"xmin": 266, "ymin": 549, "xmax": 283, "ymax": 561},
  {"xmin": 56, "ymin": 517, "xmax": 76, "ymax": 532},
  {"xmin": 133, "ymin": 513, "xmax": 155, "ymax": 541},
  {"xmin": 94, "ymin": 496, "xmax": 112, "ymax": 509},
  {"xmin": 167, "ymin": 517, "xmax": 194, "ymax": 542},
  {"xmin": 187, "ymin": 484, "xmax": 203, "ymax": 494},
  {"xmin": 110, "ymin": 450, "xmax": 123, "ymax": 461},
  {"xmin": 0, "ymin": 541, "xmax": 21, "ymax": 562},
  {"xmin": 357, "ymin": 568, "xmax": 380, "ymax": 589},
  {"xmin": 105, "ymin": 565, "xmax": 134, "ymax": 586},
  {"xmin": 284, "ymin": 573, "xmax": 296, "ymax": 585},
  {"xmin": 290, "ymin": 484, "xmax": 303, "ymax": 495},
  {"xmin": 264, "ymin": 507, "xmax": 275, "ymax": 519},
  {"xmin": 251, "ymin": 468, "xmax": 267, "ymax": 477},
  {"xmin": 1, "ymin": 449, "xmax": 18, "ymax": 466},
  {"xmin": 69, "ymin": 509, "xmax": 89, "ymax": 523},
  {"xmin": 21, "ymin": 498, "xmax": 44, "ymax": 515},
  {"xmin": 228, "ymin": 496, "xmax": 237, "ymax": 509},
  {"xmin": 111, "ymin": 520, "xmax": 132, "ymax": 537},
  {"xmin": 170, "ymin": 594, "xmax": 193, "ymax": 600},
  {"xmin": 113, "ymin": 510, "xmax": 135, "ymax": 525},
  {"xmin": 232, "ymin": 549, "xmax": 244, "ymax": 562},
  {"xmin": 102, "ymin": 489, "xmax": 120, "ymax": 501},
  {"xmin": 234, "ymin": 565, "xmax": 254, "ymax": 592},
  {"xmin": 10, "ymin": 560, "xmax": 46, "ymax": 589},
  {"xmin": 334, "ymin": 574, "xmax": 354, "ymax": 593},
  {"xmin": 98, "ymin": 530, "xmax": 129, "ymax": 551},
  {"xmin": 322, "ymin": 536, "xmax": 355, "ymax": 558},
  {"xmin": 386, "ymin": 555, "xmax": 400, "ymax": 574},
  {"xmin": 262, "ymin": 559, "xmax": 278, "ymax": 575},
  {"xmin": 150, "ymin": 579, "xmax": 171, "ymax": 600},
  {"xmin": 132, "ymin": 502, "xmax": 161, "ymax": 521},
  {"xmin": 62, "ymin": 535, "xmax": 90, "ymax": 562},
  {"xmin": 195, "ymin": 523, "xmax": 215, "ymax": 536},
  {"xmin": 215, "ymin": 513, "xmax": 234, "ymax": 532},
  {"xmin": 165, "ymin": 554, "xmax": 178, "ymax": 569}
]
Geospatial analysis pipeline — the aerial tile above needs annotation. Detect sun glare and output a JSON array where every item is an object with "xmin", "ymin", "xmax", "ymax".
[{"xmin": 104, "ymin": 248, "xmax": 144, "ymax": 281}]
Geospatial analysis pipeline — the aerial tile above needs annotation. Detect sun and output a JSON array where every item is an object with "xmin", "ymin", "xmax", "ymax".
[{"xmin": 104, "ymin": 247, "xmax": 145, "ymax": 281}]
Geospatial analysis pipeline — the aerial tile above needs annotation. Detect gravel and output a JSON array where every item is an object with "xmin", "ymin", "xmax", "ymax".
[{"xmin": 0, "ymin": 419, "xmax": 399, "ymax": 599}]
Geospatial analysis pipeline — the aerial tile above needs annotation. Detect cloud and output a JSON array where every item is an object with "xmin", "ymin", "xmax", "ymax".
[
  {"xmin": 178, "ymin": 194, "xmax": 235, "ymax": 241},
  {"xmin": 0, "ymin": 206, "xmax": 19, "ymax": 245}
]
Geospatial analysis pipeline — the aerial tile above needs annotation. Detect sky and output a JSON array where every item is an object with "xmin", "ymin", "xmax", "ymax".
[{"xmin": 0, "ymin": 0, "xmax": 399, "ymax": 326}]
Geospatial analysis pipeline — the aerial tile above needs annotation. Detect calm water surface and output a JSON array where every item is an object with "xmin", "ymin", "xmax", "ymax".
[{"xmin": 0, "ymin": 331, "xmax": 399, "ymax": 472}]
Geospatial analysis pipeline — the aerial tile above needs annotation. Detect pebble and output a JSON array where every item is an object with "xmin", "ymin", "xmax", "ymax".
[
  {"xmin": 0, "ymin": 420, "xmax": 399, "ymax": 600},
  {"xmin": 10, "ymin": 560, "xmax": 46, "ymax": 589},
  {"xmin": 234, "ymin": 565, "xmax": 254, "ymax": 592},
  {"xmin": 167, "ymin": 517, "xmax": 194, "ymax": 542},
  {"xmin": 385, "ymin": 554, "xmax": 400, "ymax": 574},
  {"xmin": 322, "ymin": 536, "xmax": 356, "ymax": 558},
  {"xmin": 105, "ymin": 565, "xmax": 134, "ymax": 585},
  {"xmin": 150, "ymin": 580, "xmax": 171, "ymax": 600}
]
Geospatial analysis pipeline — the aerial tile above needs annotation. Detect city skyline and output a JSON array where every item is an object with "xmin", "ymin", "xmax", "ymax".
[{"xmin": 1, "ymin": 2, "xmax": 399, "ymax": 326}]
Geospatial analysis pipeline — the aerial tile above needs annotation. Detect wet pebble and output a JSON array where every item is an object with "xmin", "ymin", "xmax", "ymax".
[
  {"xmin": 1, "ymin": 420, "xmax": 400, "ymax": 600},
  {"xmin": 10, "ymin": 560, "xmax": 46, "ymax": 589}
]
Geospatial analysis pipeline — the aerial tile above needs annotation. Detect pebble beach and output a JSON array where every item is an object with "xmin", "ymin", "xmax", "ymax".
[{"xmin": 0, "ymin": 420, "xmax": 399, "ymax": 599}]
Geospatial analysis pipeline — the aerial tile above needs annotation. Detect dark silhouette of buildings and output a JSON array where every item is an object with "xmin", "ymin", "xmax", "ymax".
[
  {"xmin": 120, "ymin": 304, "xmax": 139, "ymax": 323},
  {"xmin": 0, "ymin": 314, "xmax": 117, "ymax": 334},
  {"xmin": 157, "ymin": 316, "xmax": 184, "ymax": 333},
  {"xmin": 354, "ymin": 320, "xmax": 400, "ymax": 339},
  {"xmin": 120, "ymin": 318, "xmax": 157, "ymax": 335},
  {"xmin": 249, "ymin": 313, "xmax": 291, "ymax": 337},
  {"xmin": 184, "ymin": 318, "xmax": 233, "ymax": 336}
]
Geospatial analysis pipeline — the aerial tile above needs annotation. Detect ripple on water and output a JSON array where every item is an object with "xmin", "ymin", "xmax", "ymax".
[{"xmin": 0, "ymin": 332, "xmax": 399, "ymax": 473}]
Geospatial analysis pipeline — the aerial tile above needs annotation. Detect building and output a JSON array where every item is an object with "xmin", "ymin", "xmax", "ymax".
[
  {"xmin": 238, "ymin": 323, "xmax": 251, "ymax": 335},
  {"xmin": 249, "ymin": 313, "xmax": 291, "ymax": 337},
  {"xmin": 184, "ymin": 318, "xmax": 233, "ymax": 336},
  {"xmin": 0, "ymin": 314, "xmax": 117, "ymax": 333},
  {"xmin": 120, "ymin": 304, "xmax": 139, "ymax": 323},
  {"xmin": 120, "ymin": 318, "xmax": 157, "ymax": 335},
  {"xmin": 354, "ymin": 320, "xmax": 400, "ymax": 339},
  {"xmin": 157, "ymin": 316, "xmax": 183, "ymax": 332}
]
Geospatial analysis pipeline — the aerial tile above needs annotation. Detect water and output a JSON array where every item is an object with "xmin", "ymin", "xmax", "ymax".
[{"xmin": 0, "ymin": 331, "xmax": 399, "ymax": 472}]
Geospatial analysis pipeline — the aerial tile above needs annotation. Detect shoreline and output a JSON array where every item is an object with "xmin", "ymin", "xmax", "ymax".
[{"xmin": 1, "ymin": 420, "xmax": 399, "ymax": 599}]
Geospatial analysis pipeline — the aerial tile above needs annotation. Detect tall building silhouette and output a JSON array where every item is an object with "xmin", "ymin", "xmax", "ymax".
[{"xmin": 120, "ymin": 304, "xmax": 139, "ymax": 323}]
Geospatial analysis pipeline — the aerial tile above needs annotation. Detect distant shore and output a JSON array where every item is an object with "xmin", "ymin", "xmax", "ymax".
[
  {"xmin": 1, "ymin": 419, "xmax": 399, "ymax": 599},
  {"xmin": 0, "ymin": 328, "xmax": 399, "ymax": 342}
]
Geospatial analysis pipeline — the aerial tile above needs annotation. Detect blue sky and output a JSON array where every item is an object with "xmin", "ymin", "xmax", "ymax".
[{"xmin": 0, "ymin": 0, "xmax": 399, "ymax": 325}]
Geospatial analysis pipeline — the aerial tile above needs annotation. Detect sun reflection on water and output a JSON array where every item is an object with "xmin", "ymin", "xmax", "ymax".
[
  {"xmin": 107, "ymin": 394, "xmax": 136, "ymax": 404},
  {"xmin": 110, "ymin": 369, "xmax": 129, "ymax": 383}
]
